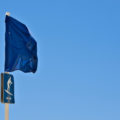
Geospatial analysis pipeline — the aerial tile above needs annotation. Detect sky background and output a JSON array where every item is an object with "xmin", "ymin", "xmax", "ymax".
[{"xmin": 0, "ymin": 0, "xmax": 120, "ymax": 120}]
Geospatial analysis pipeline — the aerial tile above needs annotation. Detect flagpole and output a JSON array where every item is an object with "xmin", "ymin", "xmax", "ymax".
[
  {"xmin": 5, "ymin": 71, "xmax": 9, "ymax": 120},
  {"xmin": 5, "ymin": 103, "xmax": 9, "ymax": 120},
  {"xmin": 5, "ymin": 12, "xmax": 10, "ymax": 120}
]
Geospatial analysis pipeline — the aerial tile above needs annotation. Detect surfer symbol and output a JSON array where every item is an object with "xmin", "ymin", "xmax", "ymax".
[{"xmin": 5, "ymin": 77, "xmax": 13, "ymax": 96}]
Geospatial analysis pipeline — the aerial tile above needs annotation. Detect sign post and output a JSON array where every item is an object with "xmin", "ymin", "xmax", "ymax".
[
  {"xmin": 1, "ymin": 72, "xmax": 15, "ymax": 120},
  {"xmin": 5, "ymin": 12, "xmax": 10, "ymax": 120},
  {"xmin": 5, "ymin": 72, "xmax": 9, "ymax": 120},
  {"xmin": 5, "ymin": 103, "xmax": 9, "ymax": 120}
]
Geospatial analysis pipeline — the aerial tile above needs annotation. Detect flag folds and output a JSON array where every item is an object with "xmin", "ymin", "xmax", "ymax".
[{"xmin": 5, "ymin": 15, "xmax": 38, "ymax": 73}]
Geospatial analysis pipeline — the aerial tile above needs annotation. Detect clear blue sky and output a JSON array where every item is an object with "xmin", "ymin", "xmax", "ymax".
[{"xmin": 0, "ymin": 0, "xmax": 120, "ymax": 120}]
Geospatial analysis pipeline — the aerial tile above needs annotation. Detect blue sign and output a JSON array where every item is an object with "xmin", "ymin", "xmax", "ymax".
[{"xmin": 1, "ymin": 73, "xmax": 15, "ymax": 104}]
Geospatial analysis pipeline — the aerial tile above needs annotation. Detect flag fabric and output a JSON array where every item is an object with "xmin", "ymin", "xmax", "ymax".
[{"xmin": 5, "ymin": 15, "xmax": 38, "ymax": 73}]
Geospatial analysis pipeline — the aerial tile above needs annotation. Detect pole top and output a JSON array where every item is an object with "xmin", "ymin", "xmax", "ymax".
[{"xmin": 5, "ymin": 12, "xmax": 10, "ymax": 16}]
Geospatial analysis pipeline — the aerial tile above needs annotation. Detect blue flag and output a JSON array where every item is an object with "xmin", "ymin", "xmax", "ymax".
[{"xmin": 5, "ymin": 15, "xmax": 38, "ymax": 73}]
